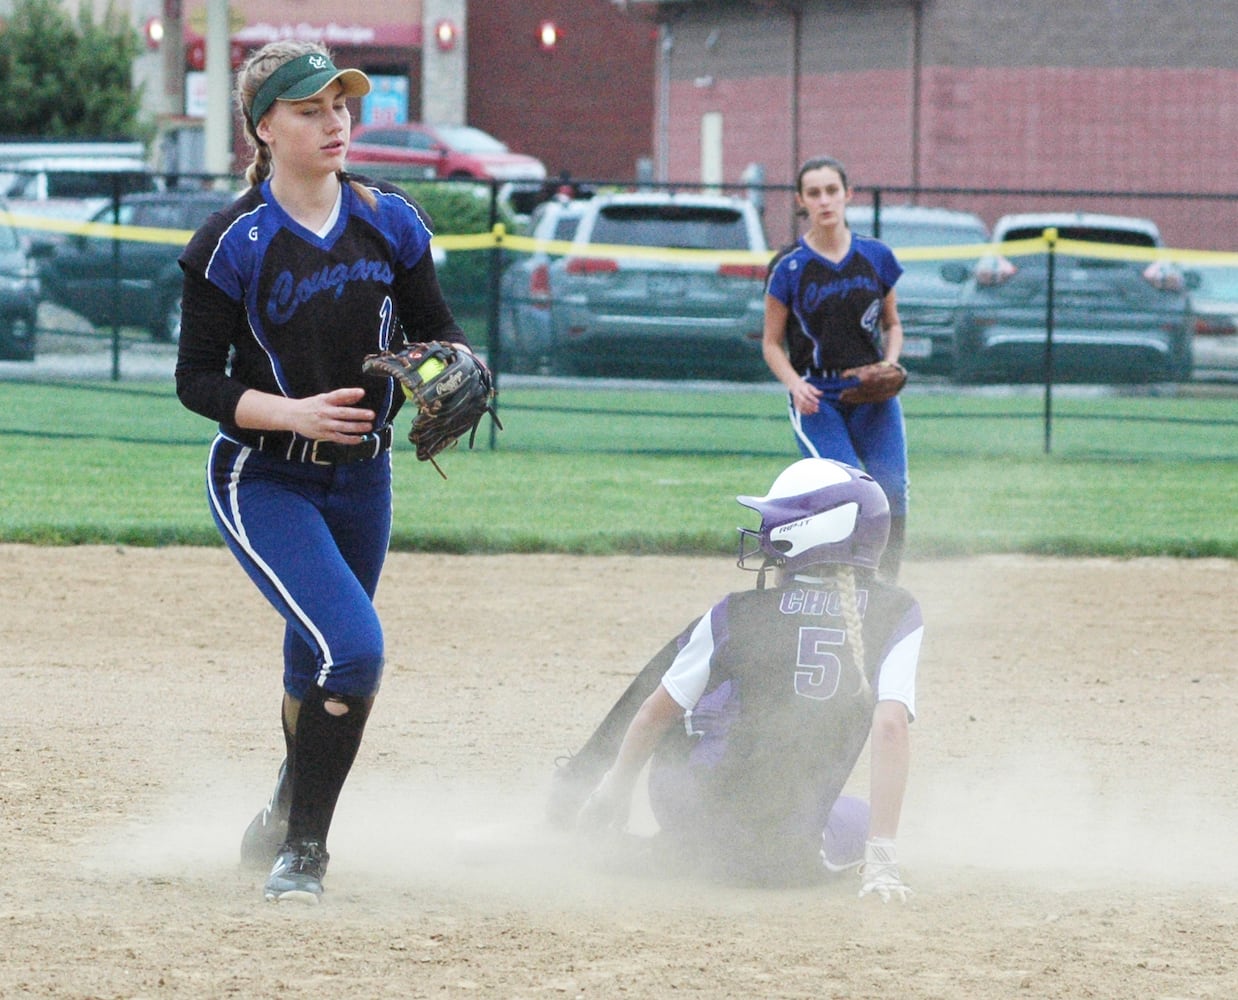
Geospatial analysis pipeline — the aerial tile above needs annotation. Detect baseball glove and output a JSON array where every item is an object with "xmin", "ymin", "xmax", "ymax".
[
  {"xmin": 361, "ymin": 341, "xmax": 502, "ymax": 477},
  {"xmin": 838, "ymin": 361, "xmax": 908, "ymax": 404}
]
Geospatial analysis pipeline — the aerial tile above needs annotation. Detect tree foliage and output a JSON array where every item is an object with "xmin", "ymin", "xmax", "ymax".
[
  {"xmin": 400, "ymin": 179, "xmax": 517, "ymax": 314},
  {"xmin": 0, "ymin": 0, "xmax": 143, "ymax": 138}
]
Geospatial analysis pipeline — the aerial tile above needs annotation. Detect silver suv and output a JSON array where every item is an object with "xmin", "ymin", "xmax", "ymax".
[
  {"xmin": 497, "ymin": 195, "xmax": 590, "ymax": 374},
  {"xmin": 548, "ymin": 192, "xmax": 769, "ymax": 379}
]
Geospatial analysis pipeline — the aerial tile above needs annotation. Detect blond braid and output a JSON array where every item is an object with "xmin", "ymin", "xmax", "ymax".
[
  {"xmin": 340, "ymin": 171, "xmax": 377, "ymax": 210},
  {"xmin": 245, "ymin": 144, "xmax": 273, "ymax": 188},
  {"xmin": 835, "ymin": 565, "xmax": 872, "ymax": 699}
]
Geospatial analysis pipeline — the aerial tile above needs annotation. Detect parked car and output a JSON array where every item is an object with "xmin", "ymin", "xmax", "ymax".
[
  {"xmin": 951, "ymin": 212, "xmax": 1193, "ymax": 383},
  {"xmin": 1186, "ymin": 264, "xmax": 1238, "ymax": 376},
  {"xmin": 547, "ymin": 192, "xmax": 770, "ymax": 379},
  {"xmin": 348, "ymin": 123, "xmax": 547, "ymax": 183},
  {"xmin": 0, "ymin": 201, "xmax": 40, "ymax": 361},
  {"xmin": 0, "ymin": 156, "xmax": 159, "ymax": 222},
  {"xmin": 1186, "ymin": 265, "xmax": 1238, "ymax": 338},
  {"xmin": 35, "ymin": 188, "xmax": 237, "ymax": 343},
  {"xmin": 846, "ymin": 204, "xmax": 989, "ymax": 376},
  {"xmin": 496, "ymin": 195, "xmax": 590, "ymax": 374}
]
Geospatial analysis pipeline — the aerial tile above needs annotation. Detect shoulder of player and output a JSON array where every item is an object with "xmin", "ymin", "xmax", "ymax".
[
  {"xmin": 769, "ymin": 240, "xmax": 808, "ymax": 270},
  {"xmin": 187, "ymin": 186, "xmax": 259, "ymax": 235},
  {"xmin": 865, "ymin": 580, "xmax": 923, "ymax": 627},
  {"xmin": 347, "ymin": 173, "xmax": 427, "ymax": 212},
  {"xmin": 721, "ymin": 586, "xmax": 794, "ymax": 615},
  {"xmin": 850, "ymin": 232, "xmax": 900, "ymax": 265},
  {"xmin": 183, "ymin": 187, "xmax": 265, "ymax": 264},
  {"xmin": 766, "ymin": 242, "xmax": 813, "ymax": 288}
]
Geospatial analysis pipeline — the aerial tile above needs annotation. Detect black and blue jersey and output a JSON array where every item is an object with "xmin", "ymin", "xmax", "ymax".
[
  {"xmin": 176, "ymin": 174, "xmax": 462, "ymax": 438},
  {"xmin": 766, "ymin": 235, "xmax": 903, "ymax": 374}
]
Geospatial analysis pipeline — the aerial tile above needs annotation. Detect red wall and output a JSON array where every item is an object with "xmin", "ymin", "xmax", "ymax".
[
  {"xmin": 665, "ymin": 65, "xmax": 1237, "ymax": 250},
  {"xmin": 921, "ymin": 67, "xmax": 1235, "ymax": 194},
  {"xmin": 467, "ymin": 1, "xmax": 657, "ymax": 182}
]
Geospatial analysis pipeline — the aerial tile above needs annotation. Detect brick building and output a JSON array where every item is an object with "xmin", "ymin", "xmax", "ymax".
[
  {"xmin": 467, "ymin": 2, "xmax": 657, "ymax": 181},
  {"xmin": 619, "ymin": 0, "xmax": 1237, "ymax": 248},
  {"xmin": 164, "ymin": 0, "xmax": 655, "ymax": 182}
]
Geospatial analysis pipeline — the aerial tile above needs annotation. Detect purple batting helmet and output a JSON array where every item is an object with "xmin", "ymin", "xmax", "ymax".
[{"xmin": 736, "ymin": 459, "xmax": 890, "ymax": 573}]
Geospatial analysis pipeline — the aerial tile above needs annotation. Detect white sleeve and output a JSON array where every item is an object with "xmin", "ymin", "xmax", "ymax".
[
  {"xmin": 876, "ymin": 624, "xmax": 922, "ymax": 721},
  {"xmin": 659, "ymin": 613, "xmax": 716, "ymax": 709}
]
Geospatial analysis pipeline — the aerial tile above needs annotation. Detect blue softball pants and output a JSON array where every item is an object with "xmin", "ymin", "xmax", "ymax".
[
  {"xmin": 205, "ymin": 435, "xmax": 392, "ymax": 700},
  {"xmin": 787, "ymin": 386, "xmax": 909, "ymax": 517}
]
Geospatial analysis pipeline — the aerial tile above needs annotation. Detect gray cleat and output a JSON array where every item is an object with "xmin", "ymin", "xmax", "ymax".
[{"xmin": 263, "ymin": 840, "xmax": 330, "ymax": 904}]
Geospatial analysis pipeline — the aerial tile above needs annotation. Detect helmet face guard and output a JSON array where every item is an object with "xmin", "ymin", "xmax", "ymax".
[{"xmin": 736, "ymin": 459, "xmax": 890, "ymax": 574}]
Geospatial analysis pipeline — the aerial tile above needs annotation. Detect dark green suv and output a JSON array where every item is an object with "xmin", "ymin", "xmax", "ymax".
[
  {"xmin": 35, "ymin": 189, "xmax": 236, "ymax": 343},
  {"xmin": 952, "ymin": 212, "xmax": 1193, "ymax": 383},
  {"xmin": 0, "ymin": 203, "xmax": 40, "ymax": 361}
]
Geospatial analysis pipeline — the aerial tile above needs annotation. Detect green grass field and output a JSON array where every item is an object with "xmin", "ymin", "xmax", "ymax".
[{"xmin": 0, "ymin": 379, "xmax": 1234, "ymax": 557}]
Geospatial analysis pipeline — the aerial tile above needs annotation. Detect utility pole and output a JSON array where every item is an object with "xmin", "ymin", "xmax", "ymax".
[
  {"xmin": 422, "ymin": 0, "xmax": 468, "ymax": 125},
  {"xmin": 203, "ymin": 0, "xmax": 232, "ymax": 176}
]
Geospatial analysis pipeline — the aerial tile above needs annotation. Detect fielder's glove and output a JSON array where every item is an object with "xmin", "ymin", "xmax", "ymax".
[
  {"xmin": 858, "ymin": 838, "xmax": 913, "ymax": 903},
  {"xmin": 838, "ymin": 361, "xmax": 908, "ymax": 404},
  {"xmin": 361, "ymin": 341, "xmax": 502, "ymax": 477}
]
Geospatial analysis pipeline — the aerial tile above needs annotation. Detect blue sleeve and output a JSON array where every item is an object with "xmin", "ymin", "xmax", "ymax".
[
  {"xmin": 370, "ymin": 186, "xmax": 434, "ymax": 270},
  {"xmin": 181, "ymin": 209, "xmax": 257, "ymax": 304},
  {"xmin": 856, "ymin": 237, "xmax": 904, "ymax": 291},
  {"xmin": 766, "ymin": 250, "xmax": 796, "ymax": 306}
]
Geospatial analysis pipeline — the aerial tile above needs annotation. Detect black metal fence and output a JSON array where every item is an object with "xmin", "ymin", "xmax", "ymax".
[{"xmin": 3, "ymin": 170, "xmax": 1235, "ymax": 457}]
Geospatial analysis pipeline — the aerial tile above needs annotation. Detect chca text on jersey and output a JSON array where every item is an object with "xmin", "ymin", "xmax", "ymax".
[{"xmin": 779, "ymin": 587, "xmax": 870, "ymax": 618}]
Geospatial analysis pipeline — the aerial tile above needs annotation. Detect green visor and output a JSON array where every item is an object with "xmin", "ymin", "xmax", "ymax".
[{"xmin": 251, "ymin": 52, "xmax": 371, "ymax": 125}]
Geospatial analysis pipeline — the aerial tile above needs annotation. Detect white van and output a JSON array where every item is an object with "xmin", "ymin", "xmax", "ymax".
[{"xmin": 0, "ymin": 156, "xmax": 159, "ymax": 223}]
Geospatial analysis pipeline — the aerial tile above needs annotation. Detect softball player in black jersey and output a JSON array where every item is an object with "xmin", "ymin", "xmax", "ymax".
[
  {"xmin": 551, "ymin": 460, "xmax": 921, "ymax": 900},
  {"xmin": 763, "ymin": 156, "xmax": 910, "ymax": 582},
  {"xmin": 175, "ymin": 41, "xmax": 478, "ymax": 904}
]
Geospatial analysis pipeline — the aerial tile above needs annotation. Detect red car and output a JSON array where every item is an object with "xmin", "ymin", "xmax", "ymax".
[{"xmin": 348, "ymin": 123, "xmax": 547, "ymax": 183}]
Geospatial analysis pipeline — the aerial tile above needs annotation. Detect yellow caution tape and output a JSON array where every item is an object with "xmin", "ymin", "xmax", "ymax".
[{"xmin": 6, "ymin": 211, "xmax": 1235, "ymax": 267}]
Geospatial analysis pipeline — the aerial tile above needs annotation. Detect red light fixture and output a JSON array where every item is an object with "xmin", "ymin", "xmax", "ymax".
[
  {"xmin": 537, "ymin": 20, "xmax": 559, "ymax": 50},
  {"xmin": 143, "ymin": 15, "xmax": 164, "ymax": 50},
  {"xmin": 435, "ymin": 19, "xmax": 458, "ymax": 52}
]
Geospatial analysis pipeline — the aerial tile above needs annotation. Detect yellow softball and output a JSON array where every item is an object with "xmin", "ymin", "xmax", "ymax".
[
  {"xmin": 400, "ymin": 355, "xmax": 446, "ymax": 400},
  {"xmin": 417, "ymin": 356, "xmax": 447, "ymax": 382}
]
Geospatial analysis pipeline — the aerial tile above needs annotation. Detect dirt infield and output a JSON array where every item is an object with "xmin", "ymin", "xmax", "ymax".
[{"xmin": 2, "ymin": 546, "xmax": 1235, "ymax": 999}]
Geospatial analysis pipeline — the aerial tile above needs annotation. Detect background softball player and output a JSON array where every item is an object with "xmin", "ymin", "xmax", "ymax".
[
  {"xmin": 175, "ymin": 41, "xmax": 477, "ymax": 903},
  {"xmin": 763, "ymin": 156, "xmax": 910, "ymax": 582},
  {"xmin": 548, "ymin": 459, "xmax": 922, "ymax": 900}
]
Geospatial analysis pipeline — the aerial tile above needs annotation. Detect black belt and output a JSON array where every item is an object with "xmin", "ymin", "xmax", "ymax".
[
  {"xmin": 249, "ymin": 425, "xmax": 393, "ymax": 465},
  {"xmin": 805, "ymin": 367, "xmax": 844, "ymax": 379}
]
